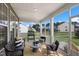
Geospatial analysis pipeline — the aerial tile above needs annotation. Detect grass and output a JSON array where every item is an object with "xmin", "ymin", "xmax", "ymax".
[
  {"xmin": 22, "ymin": 31, "xmax": 79, "ymax": 46},
  {"xmin": 72, "ymin": 37, "xmax": 79, "ymax": 46},
  {"xmin": 24, "ymin": 32, "xmax": 40, "ymax": 41},
  {"xmin": 54, "ymin": 32, "xmax": 69, "ymax": 42},
  {"xmin": 54, "ymin": 32, "xmax": 79, "ymax": 46}
]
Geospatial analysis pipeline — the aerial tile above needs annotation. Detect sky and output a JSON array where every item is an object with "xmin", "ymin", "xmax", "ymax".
[
  {"xmin": 19, "ymin": 22, "xmax": 36, "ymax": 33},
  {"xmin": 19, "ymin": 5, "xmax": 79, "ymax": 33},
  {"xmin": 54, "ymin": 5, "xmax": 79, "ymax": 23}
]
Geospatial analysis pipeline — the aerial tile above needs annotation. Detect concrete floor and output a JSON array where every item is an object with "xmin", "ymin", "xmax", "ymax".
[{"xmin": 24, "ymin": 41, "xmax": 64, "ymax": 56}]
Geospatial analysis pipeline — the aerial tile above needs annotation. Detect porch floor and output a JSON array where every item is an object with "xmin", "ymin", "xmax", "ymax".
[{"xmin": 24, "ymin": 42, "xmax": 65, "ymax": 56}]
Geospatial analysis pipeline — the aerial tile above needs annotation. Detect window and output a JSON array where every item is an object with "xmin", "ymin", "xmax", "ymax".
[
  {"xmin": 65, "ymin": 26, "xmax": 67, "ymax": 28},
  {"xmin": 10, "ymin": 10, "xmax": 17, "ymax": 41},
  {"xmin": 65, "ymin": 29, "xmax": 67, "ymax": 31},
  {"xmin": 0, "ymin": 4, "xmax": 8, "ymax": 49},
  {"xmin": 0, "ymin": 3, "xmax": 18, "ymax": 50}
]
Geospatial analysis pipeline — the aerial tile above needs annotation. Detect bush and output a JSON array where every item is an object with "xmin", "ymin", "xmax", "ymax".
[{"xmin": 75, "ymin": 30, "xmax": 79, "ymax": 39}]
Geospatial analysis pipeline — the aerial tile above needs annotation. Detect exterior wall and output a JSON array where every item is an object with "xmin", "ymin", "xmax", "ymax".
[{"xmin": 58, "ymin": 22, "xmax": 74, "ymax": 32}]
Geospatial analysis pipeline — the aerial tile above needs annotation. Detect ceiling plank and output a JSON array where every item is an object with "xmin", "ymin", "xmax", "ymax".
[{"xmin": 40, "ymin": 3, "xmax": 79, "ymax": 22}]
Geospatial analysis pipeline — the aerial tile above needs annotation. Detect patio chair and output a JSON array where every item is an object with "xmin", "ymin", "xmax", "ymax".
[
  {"xmin": 40, "ymin": 36, "xmax": 46, "ymax": 42},
  {"xmin": 46, "ymin": 40, "xmax": 59, "ymax": 55}
]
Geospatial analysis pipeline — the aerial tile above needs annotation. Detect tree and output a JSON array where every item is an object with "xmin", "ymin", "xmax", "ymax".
[
  {"xmin": 75, "ymin": 29, "xmax": 79, "ymax": 38},
  {"xmin": 54, "ymin": 22, "xmax": 64, "ymax": 32},
  {"xmin": 46, "ymin": 23, "xmax": 50, "ymax": 27},
  {"xmin": 54, "ymin": 22, "xmax": 64, "ymax": 26},
  {"xmin": 32, "ymin": 24, "xmax": 40, "ymax": 32},
  {"xmin": 46, "ymin": 23, "xmax": 50, "ymax": 31}
]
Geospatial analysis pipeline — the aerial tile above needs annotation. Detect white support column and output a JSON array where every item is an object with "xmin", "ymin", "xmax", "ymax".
[
  {"xmin": 17, "ymin": 22, "xmax": 20, "ymax": 39},
  {"xmin": 40, "ymin": 22, "xmax": 43, "ymax": 36},
  {"xmin": 7, "ymin": 9, "xmax": 10, "ymax": 43},
  {"xmin": 45, "ymin": 24, "xmax": 47, "ymax": 36},
  {"xmin": 13, "ymin": 22, "xmax": 17, "ymax": 38},
  {"xmin": 7, "ymin": 17, "xmax": 10, "ymax": 43},
  {"xmin": 68, "ymin": 9, "xmax": 72, "ymax": 55},
  {"xmin": 50, "ymin": 17, "xmax": 54, "ymax": 44}
]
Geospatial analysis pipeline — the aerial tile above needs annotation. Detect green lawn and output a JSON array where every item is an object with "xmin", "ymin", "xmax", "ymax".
[
  {"xmin": 24, "ymin": 32, "xmax": 40, "ymax": 40},
  {"xmin": 72, "ymin": 37, "xmax": 79, "ymax": 46},
  {"xmin": 54, "ymin": 32, "xmax": 79, "ymax": 46},
  {"xmin": 54, "ymin": 32, "xmax": 69, "ymax": 42},
  {"xmin": 22, "ymin": 31, "xmax": 79, "ymax": 46}
]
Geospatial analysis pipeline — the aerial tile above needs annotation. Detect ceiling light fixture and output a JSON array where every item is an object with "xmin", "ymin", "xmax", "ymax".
[{"xmin": 34, "ymin": 8, "xmax": 38, "ymax": 12}]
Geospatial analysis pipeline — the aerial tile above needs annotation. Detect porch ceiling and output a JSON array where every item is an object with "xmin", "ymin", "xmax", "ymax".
[{"xmin": 11, "ymin": 3, "xmax": 65, "ymax": 22}]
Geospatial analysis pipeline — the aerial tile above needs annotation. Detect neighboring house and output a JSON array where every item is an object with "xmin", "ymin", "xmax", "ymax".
[{"xmin": 58, "ymin": 22, "xmax": 74, "ymax": 32}]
